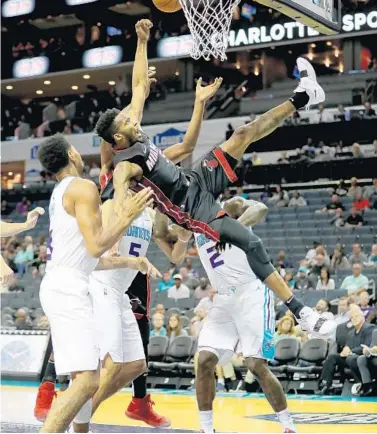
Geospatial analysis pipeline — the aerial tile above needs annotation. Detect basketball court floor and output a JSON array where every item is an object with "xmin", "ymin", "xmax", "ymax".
[{"xmin": 1, "ymin": 382, "xmax": 376, "ymax": 433}]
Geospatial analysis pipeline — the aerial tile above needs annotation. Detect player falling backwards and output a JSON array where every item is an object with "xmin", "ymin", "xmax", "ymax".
[{"xmin": 96, "ymin": 19, "xmax": 335, "ymax": 337}]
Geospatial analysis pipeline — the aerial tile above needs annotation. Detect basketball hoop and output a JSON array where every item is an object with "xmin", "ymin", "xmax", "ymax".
[{"xmin": 179, "ymin": 0, "xmax": 242, "ymax": 61}]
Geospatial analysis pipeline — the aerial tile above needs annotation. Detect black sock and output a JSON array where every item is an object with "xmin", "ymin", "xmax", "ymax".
[
  {"xmin": 132, "ymin": 373, "xmax": 147, "ymax": 399},
  {"xmin": 285, "ymin": 295, "xmax": 305, "ymax": 317},
  {"xmin": 42, "ymin": 360, "xmax": 56, "ymax": 384},
  {"xmin": 289, "ymin": 92, "xmax": 309, "ymax": 110}
]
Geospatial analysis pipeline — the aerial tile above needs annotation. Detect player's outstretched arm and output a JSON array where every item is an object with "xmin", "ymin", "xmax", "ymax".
[
  {"xmin": 1, "ymin": 208, "xmax": 45, "ymax": 237},
  {"xmin": 163, "ymin": 77, "xmax": 223, "ymax": 164},
  {"xmin": 95, "ymin": 255, "xmax": 161, "ymax": 278},
  {"xmin": 68, "ymin": 178, "xmax": 153, "ymax": 258}
]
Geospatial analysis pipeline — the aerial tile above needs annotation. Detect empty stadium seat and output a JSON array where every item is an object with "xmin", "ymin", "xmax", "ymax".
[
  {"xmin": 270, "ymin": 337, "xmax": 301, "ymax": 375},
  {"xmin": 152, "ymin": 336, "xmax": 193, "ymax": 371},
  {"xmin": 148, "ymin": 336, "xmax": 169, "ymax": 365},
  {"xmin": 286, "ymin": 338, "xmax": 328, "ymax": 375}
]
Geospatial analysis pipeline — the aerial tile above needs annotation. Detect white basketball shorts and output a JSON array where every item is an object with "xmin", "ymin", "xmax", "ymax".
[
  {"xmin": 89, "ymin": 276, "xmax": 145, "ymax": 363},
  {"xmin": 198, "ymin": 280, "xmax": 275, "ymax": 362},
  {"xmin": 40, "ymin": 267, "xmax": 99, "ymax": 375}
]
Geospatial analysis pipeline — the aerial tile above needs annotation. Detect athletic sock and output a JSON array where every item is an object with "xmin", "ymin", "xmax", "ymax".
[
  {"xmin": 42, "ymin": 360, "xmax": 57, "ymax": 384},
  {"xmin": 284, "ymin": 295, "xmax": 305, "ymax": 317},
  {"xmin": 289, "ymin": 92, "xmax": 309, "ymax": 110},
  {"xmin": 217, "ymin": 378, "xmax": 224, "ymax": 385},
  {"xmin": 199, "ymin": 410, "xmax": 214, "ymax": 433},
  {"xmin": 132, "ymin": 373, "xmax": 148, "ymax": 399},
  {"xmin": 276, "ymin": 409, "xmax": 296, "ymax": 432}
]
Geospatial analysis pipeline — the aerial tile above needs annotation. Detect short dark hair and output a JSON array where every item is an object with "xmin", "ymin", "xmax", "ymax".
[
  {"xmin": 94, "ymin": 108, "xmax": 120, "ymax": 146},
  {"xmin": 38, "ymin": 134, "xmax": 71, "ymax": 174}
]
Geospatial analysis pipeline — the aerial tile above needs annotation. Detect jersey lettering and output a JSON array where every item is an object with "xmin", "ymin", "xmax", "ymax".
[
  {"xmin": 129, "ymin": 242, "xmax": 142, "ymax": 257},
  {"xmin": 207, "ymin": 245, "xmax": 224, "ymax": 269},
  {"xmin": 146, "ymin": 145, "xmax": 159, "ymax": 171}
]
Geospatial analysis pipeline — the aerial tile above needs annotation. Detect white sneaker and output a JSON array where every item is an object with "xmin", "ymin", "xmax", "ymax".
[
  {"xmin": 296, "ymin": 306, "xmax": 336, "ymax": 338},
  {"xmin": 294, "ymin": 57, "xmax": 325, "ymax": 109}
]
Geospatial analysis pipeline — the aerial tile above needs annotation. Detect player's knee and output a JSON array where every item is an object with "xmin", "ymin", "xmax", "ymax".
[
  {"xmin": 120, "ymin": 359, "xmax": 146, "ymax": 382},
  {"xmin": 134, "ymin": 359, "xmax": 147, "ymax": 377},
  {"xmin": 77, "ymin": 371, "xmax": 100, "ymax": 398},
  {"xmin": 245, "ymin": 357, "xmax": 268, "ymax": 379},
  {"xmin": 198, "ymin": 350, "xmax": 218, "ymax": 374}
]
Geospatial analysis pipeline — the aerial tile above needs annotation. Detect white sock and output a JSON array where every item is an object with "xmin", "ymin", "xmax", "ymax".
[
  {"xmin": 217, "ymin": 378, "xmax": 224, "ymax": 385},
  {"xmin": 276, "ymin": 408, "xmax": 296, "ymax": 432},
  {"xmin": 199, "ymin": 410, "xmax": 214, "ymax": 433}
]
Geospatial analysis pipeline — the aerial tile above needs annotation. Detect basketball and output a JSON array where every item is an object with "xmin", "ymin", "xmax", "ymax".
[{"xmin": 152, "ymin": 0, "xmax": 182, "ymax": 13}]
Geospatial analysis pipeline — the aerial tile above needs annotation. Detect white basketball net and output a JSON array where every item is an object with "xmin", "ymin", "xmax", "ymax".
[{"xmin": 179, "ymin": 0, "xmax": 242, "ymax": 61}]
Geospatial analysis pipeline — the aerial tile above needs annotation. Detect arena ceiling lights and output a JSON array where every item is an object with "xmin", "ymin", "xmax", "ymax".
[
  {"xmin": 66, "ymin": 0, "xmax": 98, "ymax": 5},
  {"xmin": 2, "ymin": 0, "xmax": 35, "ymax": 18}
]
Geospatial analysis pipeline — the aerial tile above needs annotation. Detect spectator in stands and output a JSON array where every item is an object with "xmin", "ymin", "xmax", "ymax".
[
  {"xmin": 317, "ymin": 305, "xmax": 374, "ymax": 395},
  {"xmin": 1, "ymin": 200, "xmax": 12, "ymax": 216},
  {"xmin": 24, "ymin": 235, "xmax": 35, "ymax": 257},
  {"xmin": 334, "ymin": 296, "xmax": 350, "ymax": 325},
  {"xmin": 315, "ymin": 103, "xmax": 333, "ymax": 123},
  {"xmin": 364, "ymin": 177, "xmax": 377, "ymax": 207},
  {"xmin": 190, "ymin": 307, "xmax": 208, "ymax": 338},
  {"xmin": 356, "ymin": 328, "xmax": 377, "ymax": 396},
  {"xmin": 345, "ymin": 206, "xmax": 364, "ymax": 227},
  {"xmin": 270, "ymin": 185, "xmax": 289, "ymax": 203},
  {"xmin": 184, "ymin": 258, "xmax": 199, "ymax": 280},
  {"xmin": 353, "ymin": 192, "xmax": 370, "ymax": 212},
  {"xmin": 88, "ymin": 162, "xmax": 101, "ymax": 179},
  {"xmin": 340, "ymin": 263, "xmax": 369, "ymax": 295},
  {"xmin": 194, "ymin": 277, "xmax": 211, "ymax": 300},
  {"xmin": 13, "ymin": 243, "xmax": 31, "ymax": 275},
  {"xmin": 288, "ymin": 190, "xmax": 307, "ymax": 207},
  {"xmin": 32, "ymin": 245, "xmax": 47, "ymax": 278},
  {"xmin": 294, "ymin": 266, "xmax": 314, "ymax": 291},
  {"xmin": 362, "ymin": 102, "xmax": 376, "ymax": 119},
  {"xmin": 303, "ymin": 137, "xmax": 315, "ymax": 158},
  {"xmin": 347, "ymin": 177, "xmax": 363, "ymax": 199},
  {"xmin": 315, "ymin": 299, "xmax": 334, "ymax": 320},
  {"xmin": 236, "ymin": 186, "xmax": 248, "ymax": 199},
  {"xmin": 251, "ymin": 152, "xmax": 262, "ymax": 166},
  {"xmin": 359, "ymin": 291, "xmax": 373, "ymax": 321},
  {"xmin": 330, "ymin": 207, "xmax": 345, "ymax": 227},
  {"xmin": 351, "ymin": 142, "xmax": 365, "ymax": 159},
  {"xmin": 179, "ymin": 266, "xmax": 198, "ymax": 290},
  {"xmin": 334, "ymin": 179, "xmax": 348, "ymax": 197},
  {"xmin": 36, "ymin": 315, "xmax": 49, "ymax": 329},
  {"xmin": 14, "ymin": 308, "xmax": 32, "ymax": 330},
  {"xmin": 270, "ymin": 189, "xmax": 289, "ymax": 208},
  {"xmin": 274, "ymin": 316, "xmax": 299, "ymax": 342},
  {"xmin": 195, "ymin": 286, "xmax": 216, "ymax": 313},
  {"xmin": 317, "ymin": 194, "xmax": 345, "ymax": 214},
  {"xmin": 334, "ymin": 104, "xmax": 349, "ymax": 122},
  {"xmin": 260, "ymin": 185, "xmax": 272, "ymax": 202},
  {"xmin": 150, "ymin": 312, "xmax": 167, "ymax": 337},
  {"xmin": 367, "ymin": 303, "xmax": 377, "ymax": 325},
  {"xmin": 277, "ymin": 151, "xmax": 289, "ymax": 164},
  {"xmin": 330, "ymin": 246, "xmax": 351, "ymax": 272},
  {"xmin": 157, "ymin": 271, "xmax": 173, "ymax": 292},
  {"xmin": 365, "ymin": 244, "xmax": 377, "ymax": 268},
  {"xmin": 348, "ymin": 243, "xmax": 368, "ymax": 265},
  {"xmin": 310, "ymin": 246, "xmax": 330, "ymax": 269},
  {"xmin": 316, "ymin": 267, "xmax": 335, "ymax": 290},
  {"xmin": 283, "ymin": 270, "xmax": 295, "ymax": 288},
  {"xmin": 167, "ymin": 274, "xmax": 190, "ymax": 300},
  {"xmin": 16, "ymin": 197, "xmax": 29, "ymax": 215},
  {"xmin": 155, "ymin": 304, "xmax": 165, "ymax": 316},
  {"xmin": 305, "ymin": 241, "xmax": 320, "ymax": 262},
  {"xmin": 166, "ymin": 313, "xmax": 188, "ymax": 340},
  {"xmin": 276, "ymin": 250, "xmax": 293, "ymax": 269}
]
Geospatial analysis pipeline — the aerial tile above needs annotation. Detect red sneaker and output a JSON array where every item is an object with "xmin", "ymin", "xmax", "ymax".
[
  {"xmin": 125, "ymin": 394, "xmax": 171, "ymax": 428},
  {"xmin": 34, "ymin": 381, "xmax": 56, "ymax": 421},
  {"xmin": 284, "ymin": 429, "xmax": 297, "ymax": 433}
]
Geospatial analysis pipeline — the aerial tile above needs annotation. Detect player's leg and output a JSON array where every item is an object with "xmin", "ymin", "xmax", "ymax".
[
  {"xmin": 126, "ymin": 316, "xmax": 171, "ymax": 428},
  {"xmin": 234, "ymin": 283, "xmax": 296, "ymax": 433},
  {"xmin": 40, "ymin": 370, "xmax": 100, "ymax": 433},
  {"xmin": 34, "ymin": 349, "xmax": 57, "ymax": 421},
  {"xmin": 221, "ymin": 58, "xmax": 324, "ymax": 161},
  {"xmin": 39, "ymin": 273, "xmax": 100, "ymax": 432},
  {"xmin": 196, "ymin": 300, "xmax": 237, "ymax": 433},
  {"xmin": 244, "ymin": 358, "xmax": 296, "ymax": 433}
]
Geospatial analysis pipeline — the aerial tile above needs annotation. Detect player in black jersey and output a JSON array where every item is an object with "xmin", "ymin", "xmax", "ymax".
[{"xmin": 96, "ymin": 20, "xmax": 335, "ymax": 338}]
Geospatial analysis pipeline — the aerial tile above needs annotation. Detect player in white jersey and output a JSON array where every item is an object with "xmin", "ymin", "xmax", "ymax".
[
  {"xmin": 37, "ymin": 134, "xmax": 153, "ymax": 433},
  {"xmin": 194, "ymin": 197, "xmax": 296, "ymax": 433}
]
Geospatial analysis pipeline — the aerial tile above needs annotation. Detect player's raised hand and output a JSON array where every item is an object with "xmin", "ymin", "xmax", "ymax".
[
  {"xmin": 122, "ymin": 188, "xmax": 154, "ymax": 221},
  {"xmin": 135, "ymin": 19, "xmax": 153, "ymax": 42},
  {"xmin": 195, "ymin": 77, "xmax": 223, "ymax": 103},
  {"xmin": 25, "ymin": 207, "xmax": 45, "ymax": 230},
  {"xmin": 136, "ymin": 257, "xmax": 161, "ymax": 279}
]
